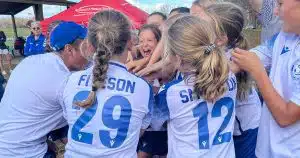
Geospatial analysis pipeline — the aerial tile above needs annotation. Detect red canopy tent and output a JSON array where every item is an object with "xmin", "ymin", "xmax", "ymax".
[{"xmin": 40, "ymin": 0, "xmax": 148, "ymax": 33}]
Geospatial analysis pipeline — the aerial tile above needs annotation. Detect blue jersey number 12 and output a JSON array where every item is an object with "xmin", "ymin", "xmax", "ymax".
[
  {"xmin": 192, "ymin": 97, "xmax": 234, "ymax": 149},
  {"xmin": 71, "ymin": 91, "xmax": 132, "ymax": 148}
]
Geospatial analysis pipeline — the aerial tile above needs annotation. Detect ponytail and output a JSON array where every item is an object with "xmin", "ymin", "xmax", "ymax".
[
  {"xmin": 167, "ymin": 15, "xmax": 230, "ymax": 102},
  {"xmin": 193, "ymin": 45, "xmax": 229, "ymax": 102},
  {"xmin": 75, "ymin": 46, "xmax": 112, "ymax": 107},
  {"xmin": 205, "ymin": 2, "xmax": 253, "ymax": 101},
  {"xmin": 75, "ymin": 10, "xmax": 131, "ymax": 108}
]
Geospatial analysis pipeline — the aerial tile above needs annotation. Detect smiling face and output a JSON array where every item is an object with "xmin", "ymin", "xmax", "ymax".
[{"xmin": 138, "ymin": 29, "xmax": 159, "ymax": 57}]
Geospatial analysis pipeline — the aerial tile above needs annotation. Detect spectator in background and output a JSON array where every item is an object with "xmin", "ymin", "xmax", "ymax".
[
  {"xmin": 0, "ymin": 31, "xmax": 12, "ymax": 75},
  {"xmin": 14, "ymin": 36, "xmax": 26, "ymax": 57},
  {"xmin": 146, "ymin": 12, "xmax": 167, "ymax": 27},
  {"xmin": 169, "ymin": 7, "xmax": 190, "ymax": 17},
  {"xmin": 24, "ymin": 21, "xmax": 46, "ymax": 57}
]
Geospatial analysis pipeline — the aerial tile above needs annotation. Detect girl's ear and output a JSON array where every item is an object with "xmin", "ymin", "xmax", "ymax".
[
  {"xmin": 216, "ymin": 35, "xmax": 228, "ymax": 47},
  {"xmin": 80, "ymin": 39, "xmax": 95, "ymax": 59}
]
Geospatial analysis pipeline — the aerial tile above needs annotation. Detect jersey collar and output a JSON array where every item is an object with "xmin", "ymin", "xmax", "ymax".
[{"xmin": 108, "ymin": 60, "xmax": 127, "ymax": 71}]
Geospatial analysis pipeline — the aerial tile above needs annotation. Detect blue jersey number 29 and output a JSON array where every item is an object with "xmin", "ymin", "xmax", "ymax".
[
  {"xmin": 71, "ymin": 91, "xmax": 132, "ymax": 148},
  {"xmin": 192, "ymin": 97, "xmax": 234, "ymax": 149}
]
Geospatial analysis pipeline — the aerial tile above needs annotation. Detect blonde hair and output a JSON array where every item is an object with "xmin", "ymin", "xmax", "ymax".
[
  {"xmin": 205, "ymin": 2, "xmax": 252, "ymax": 101},
  {"xmin": 76, "ymin": 10, "xmax": 131, "ymax": 107},
  {"xmin": 166, "ymin": 15, "xmax": 229, "ymax": 102}
]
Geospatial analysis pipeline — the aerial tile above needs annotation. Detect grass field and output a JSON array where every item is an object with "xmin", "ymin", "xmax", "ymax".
[{"xmin": 0, "ymin": 27, "xmax": 30, "ymax": 48}]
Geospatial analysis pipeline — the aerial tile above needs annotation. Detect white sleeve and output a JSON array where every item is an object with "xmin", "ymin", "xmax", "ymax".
[
  {"xmin": 250, "ymin": 33, "xmax": 279, "ymax": 71},
  {"xmin": 57, "ymin": 77, "xmax": 70, "ymax": 120},
  {"xmin": 250, "ymin": 42, "xmax": 272, "ymax": 71},
  {"xmin": 290, "ymin": 59, "xmax": 300, "ymax": 106}
]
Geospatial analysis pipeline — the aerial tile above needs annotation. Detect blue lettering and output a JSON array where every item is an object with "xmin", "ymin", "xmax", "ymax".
[
  {"xmin": 117, "ymin": 79, "xmax": 126, "ymax": 91},
  {"xmin": 78, "ymin": 75, "xmax": 87, "ymax": 86},
  {"xmin": 86, "ymin": 75, "xmax": 91, "ymax": 86},
  {"xmin": 107, "ymin": 77, "xmax": 116, "ymax": 90},
  {"xmin": 188, "ymin": 89, "xmax": 193, "ymax": 102},
  {"xmin": 106, "ymin": 77, "xmax": 136, "ymax": 93},
  {"xmin": 126, "ymin": 80, "xmax": 135, "ymax": 93},
  {"xmin": 180, "ymin": 89, "xmax": 195, "ymax": 103},
  {"xmin": 180, "ymin": 90, "xmax": 189, "ymax": 103}
]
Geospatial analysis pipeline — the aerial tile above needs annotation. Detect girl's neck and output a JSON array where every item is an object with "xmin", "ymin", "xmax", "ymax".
[
  {"xmin": 34, "ymin": 35, "xmax": 40, "ymax": 40},
  {"xmin": 111, "ymin": 53, "xmax": 127, "ymax": 65}
]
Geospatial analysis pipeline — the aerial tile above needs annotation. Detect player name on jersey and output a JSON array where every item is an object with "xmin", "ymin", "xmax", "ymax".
[
  {"xmin": 179, "ymin": 76, "xmax": 236, "ymax": 104},
  {"xmin": 78, "ymin": 75, "xmax": 136, "ymax": 94}
]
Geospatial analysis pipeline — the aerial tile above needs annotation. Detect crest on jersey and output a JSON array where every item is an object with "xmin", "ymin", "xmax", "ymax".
[{"xmin": 291, "ymin": 59, "xmax": 300, "ymax": 80}]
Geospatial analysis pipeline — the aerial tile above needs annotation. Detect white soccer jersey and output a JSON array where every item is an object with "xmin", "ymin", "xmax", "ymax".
[
  {"xmin": 156, "ymin": 73, "xmax": 237, "ymax": 158},
  {"xmin": 62, "ymin": 61, "xmax": 153, "ymax": 158},
  {"xmin": 0, "ymin": 53, "xmax": 69, "ymax": 158},
  {"xmin": 225, "ymin": 49, "xmax": 262, "ymax": 136},
  {"xmin": 251, "ymin": 31, "xmax": 300, "ymax": 158},
  {"xmin": 148, "ymin": 71, "xmax": 183, "ymax": 132},
  {"xmin": 234, "ymin": 87, "xmax": 261, "ymax": 136}
]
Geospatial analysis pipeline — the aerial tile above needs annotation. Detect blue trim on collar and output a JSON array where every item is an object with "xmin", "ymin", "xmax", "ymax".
[{"xmin": 108, "ymin": 61, "xmax": 127, "ymax": 71}]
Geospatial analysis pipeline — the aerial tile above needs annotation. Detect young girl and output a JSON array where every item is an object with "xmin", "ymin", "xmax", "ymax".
[
  {"xmin": 204, "ymin": 3, "xmax": 261, "ymax": 158},
  {"xmin": 157, "ymin": 15, "xmax": 237, "ymax": 157},
  {"xmin": 61, "ymin": 10, "xmax": 153, "ymax": 157},
  {"xmin": 126, "ymin": 24, "xmax": 161, "ymax": 73},
  {"xmin": 138, "ymin": 0, "xmax": 216, "ymax": 75},
  {"xmin": 137, "ymin": 14, "xmax": 186, "ymax": 80},
  {"xmin": 130, "ymin": 24, "xmax": 167, "ymax": 158},
  {"xmin": 127, "ymin": 24, "xmax": 161, "ymax": 62},
  {"xmin": 232, "ymin": 0, "xmax": 300, "ymax": 157}
]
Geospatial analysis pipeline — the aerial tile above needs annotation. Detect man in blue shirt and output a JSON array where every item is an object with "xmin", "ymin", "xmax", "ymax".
[{"xmin": 24, "ymin": 21, "xmax": 46, "ymax": 56}]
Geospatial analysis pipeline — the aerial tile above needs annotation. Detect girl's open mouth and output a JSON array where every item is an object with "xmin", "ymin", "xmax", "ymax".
[{"xmin": 143, "ymin": 49, "xmax": 152, "ymax": 56}]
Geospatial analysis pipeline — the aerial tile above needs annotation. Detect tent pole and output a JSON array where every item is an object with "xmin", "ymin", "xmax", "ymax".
[
  {"xmin": 11, "ymin": 14, "xmax": 18, "ymax": 38},
  {"xmin": 33, "ymin": 4, "xmax": 44, "ymax": 21}
]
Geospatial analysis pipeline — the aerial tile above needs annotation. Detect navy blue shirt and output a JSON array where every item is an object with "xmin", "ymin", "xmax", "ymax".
[{"xmin": 24, "ymin": 34, "xmax": 46, "ymax": 57}]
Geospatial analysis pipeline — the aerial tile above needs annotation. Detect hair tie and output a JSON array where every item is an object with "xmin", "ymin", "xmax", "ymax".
[{"xmin": 204, "ymin": 44, "xmax": 216, "ymax": 55}]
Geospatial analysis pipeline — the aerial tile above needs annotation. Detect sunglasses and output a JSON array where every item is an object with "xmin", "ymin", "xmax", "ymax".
[{"xmin": 32, "ymin": 27, "xmax": 40, "ymax": 30}]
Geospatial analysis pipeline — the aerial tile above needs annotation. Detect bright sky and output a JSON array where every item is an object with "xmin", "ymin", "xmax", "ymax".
[{"xmin": 0, "ymin": 0, "xmax": 195, "ymax": 19}]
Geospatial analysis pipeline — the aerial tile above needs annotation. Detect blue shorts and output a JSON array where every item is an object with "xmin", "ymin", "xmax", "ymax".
[
  {"xmin": 138, "ymin": 131, "xmax": 168, "ymax": 156},
  {"xmin": 234, "ymin": 128, "xmax": 258, "ymax": 158}
]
